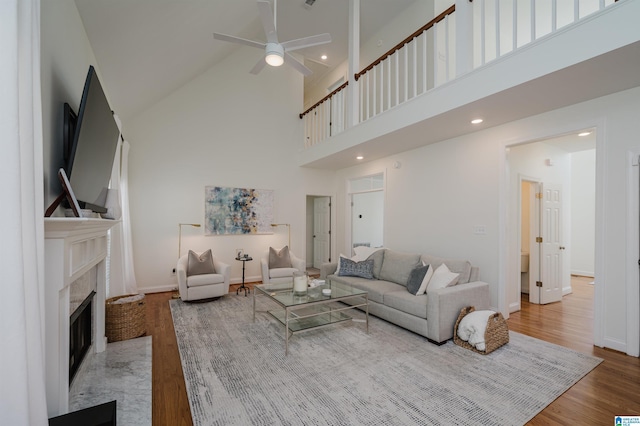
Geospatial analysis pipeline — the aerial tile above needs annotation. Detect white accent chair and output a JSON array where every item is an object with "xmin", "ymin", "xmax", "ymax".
[
  {"xmin": 177, "ymin": 253, "xmax": 230, "ymax": 301},
  {"xmin": 260, "ymin": 249, "xmax": 306, "ymax": 285}
]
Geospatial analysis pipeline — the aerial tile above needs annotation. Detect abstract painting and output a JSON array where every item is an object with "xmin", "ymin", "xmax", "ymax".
[{"xmin": 204, "ymin": 186, "xmax": 274, "ymax": 235}]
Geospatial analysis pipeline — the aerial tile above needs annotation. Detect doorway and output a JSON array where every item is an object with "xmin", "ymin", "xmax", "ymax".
[
  {"xmin": 508, "ymin": 130, "xmax": 596, "ymax": 311},
  {"xmin": 306, "ymin": 195, "xmax": 332, "ymax": 271},
  {"xmin": 348, "ymin": 173, "xmax": 384, "ymax": 253}
]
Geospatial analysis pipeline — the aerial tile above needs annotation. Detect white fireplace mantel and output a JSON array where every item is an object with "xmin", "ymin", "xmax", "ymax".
[{"xmin": 44, "ymin": 217, "xmax": 118, "ymax": 417}]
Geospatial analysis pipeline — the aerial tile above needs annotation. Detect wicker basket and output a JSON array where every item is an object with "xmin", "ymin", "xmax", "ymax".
[
  {"xmin": 105, "ymin": 294, "xmax": 146, "ymax": 342},
  {"xmin": 453, "ymin": 306, "xmax": 509, "ymax": 354}
]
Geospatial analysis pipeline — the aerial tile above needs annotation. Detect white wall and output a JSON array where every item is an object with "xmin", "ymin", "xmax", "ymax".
[
  {"xmin": 331, "ymin": 86, "xmax": 640, "ymax": 354},
  {"xmin": 40, "ymin": 0, "xmax": 102, "ymax": 212},
  {"xmin": 124, "ymin": 47, "xmax": 336, "ymax": 292},
  {"xmin": 571, "ymin": 149, "xmax": 596, "ymax": 276}
]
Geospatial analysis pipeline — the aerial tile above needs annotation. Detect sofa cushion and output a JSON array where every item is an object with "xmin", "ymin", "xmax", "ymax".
[
  {"xmin": 421, "ymin": 255, "xmax": 472, "ymax": 284},
  {"xmin": 384, "ymin": 290, "xmax": 428, "ymax": 318},
  {"xmin": 269, "ymin": 246, "xmax": 292, "ymax": 268},
  {"xmin": 338, "ymin": 257, "xmax": 374, "ymax": 279},
  {"xmin": 187, "ymin": 250, "xmax": 215, "ymax": 276},
  {"xmin": 330, "ymin": 276, "xmax": 402, "ymax": 304},
  {"xmin": 379, "ymin": 251, "xmax": 421, "ymax": 286},
  {"xmin": 187, "ymin": 273, "xmax": 225, "ymax": 287},
  {"xmin": 270, "ymin": 267, "xmax": 298, "ymax": 278}
]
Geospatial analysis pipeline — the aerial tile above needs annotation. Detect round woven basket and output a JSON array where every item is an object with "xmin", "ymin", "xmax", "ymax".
[{"xmin": 105, "ymin": 294, "xmax": 146, "ymax": 342}]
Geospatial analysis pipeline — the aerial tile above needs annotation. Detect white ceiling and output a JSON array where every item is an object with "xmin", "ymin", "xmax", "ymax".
[{"xmin": 74, "ymin": 0, "xmax": 420, "ymax": 120}]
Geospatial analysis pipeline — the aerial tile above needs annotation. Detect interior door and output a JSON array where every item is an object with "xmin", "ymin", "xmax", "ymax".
[
  {"xmin": 313, "ymin": 197, "xmax": 331, "ymax": 269},
  {"xmin": 538, "ymin": 182, "xmax": 564, "ymax": 304}
]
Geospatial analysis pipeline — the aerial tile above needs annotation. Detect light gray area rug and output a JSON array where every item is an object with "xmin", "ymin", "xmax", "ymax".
[{"xmin": 170, "ymin": 296, "xmax": 601, "ymax": 426}]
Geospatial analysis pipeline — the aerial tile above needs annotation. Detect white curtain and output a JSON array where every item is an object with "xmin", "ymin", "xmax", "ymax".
[
  {"xmin": 107, "ymin": 135, "xmax": 137, "ymax": 298},
  {"xmin": 0, "ymin": 0, "xmax": 49, "ymax": 424},
  {"xmin": 120, "ymin": 140, "xmax": 138, "ymax": 294}
]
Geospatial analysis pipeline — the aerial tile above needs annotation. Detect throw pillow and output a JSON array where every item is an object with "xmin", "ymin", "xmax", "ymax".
[
  {"xmin": 269, "ymin": 246, "xmax": 292, "ymax": 268},
  {"xmin": 352, "ymin": 245, "xmax": 384, "ymax": 261},
  {"xmin": 366, "ymin": 249, "xmax": 386, "ymax": 279},
  {"xmin": 187, "ymin": 249, "xmax": 216, "ymax": 276},
  {"xmin": 338, "ymin": 257, "xmax": 375, "ymax": 279},
  {"xmin": 427, "ymin": 263, "xmax": 460, "ymax": 292},
  {"xmin": 417, "ymin": 263, "xmax": 434, "ymax": 294},
  {"xmin": 406, "ymin": 264, "xmax": 430, "ymax": 295}
]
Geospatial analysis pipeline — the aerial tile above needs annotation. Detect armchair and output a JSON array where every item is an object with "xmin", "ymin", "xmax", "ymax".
[
  {"xmin": 260, "ymin": 247, "xmax": 306, "ymax": 285},
  {"xmin": 177, "ymin": 250, "xmax": 230, "ymax": 301}
]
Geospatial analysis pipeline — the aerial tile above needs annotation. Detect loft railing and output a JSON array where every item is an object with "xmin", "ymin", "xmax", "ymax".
[
  {"xmin": 355, "ymin": 5, "xmax": 456, "ymax": 123},
  {"xmin": 300, "ymin": 0, "xmax": 618, "ymax": 149},
  {"xmin": 300, "ymin": 81, "xmax": 348, "ymax": 148}
]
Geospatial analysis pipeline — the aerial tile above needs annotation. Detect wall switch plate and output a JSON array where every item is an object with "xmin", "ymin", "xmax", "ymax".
[{"xmin": 473, "ymin": 225, "xmax": 487, "ymax": 235}]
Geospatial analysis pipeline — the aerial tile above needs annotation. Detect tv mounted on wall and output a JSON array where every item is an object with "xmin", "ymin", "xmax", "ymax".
[{"xmin": 65, "ymin": 65, "xmax": 120, "ymax": 214}]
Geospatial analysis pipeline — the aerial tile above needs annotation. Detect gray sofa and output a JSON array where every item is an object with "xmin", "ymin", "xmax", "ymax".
[{"xmin": 320, "ymin": 249, "xmax": 490, "ymax": 344}]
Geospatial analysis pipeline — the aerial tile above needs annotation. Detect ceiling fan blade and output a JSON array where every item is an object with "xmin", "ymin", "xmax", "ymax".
[
  {"xmin": 250, "ymin": 58, "xmax": 267, "ymax": 75},
  {"xmin": 281, "ymin": 33, "xmax": 331, "ymax": 52},
  {"xmin": 213, "ymin": 33, "xmax": 265, "ymax": 49},
  {"xmin": 284, "ymin": 52, "xmax": 313, "ymax": 76},
  {"xmin": 257, "ymin": 0, "xmax": 278, "ymax": 43}
]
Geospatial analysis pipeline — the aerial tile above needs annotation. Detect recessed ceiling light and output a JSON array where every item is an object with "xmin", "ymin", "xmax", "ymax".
[
  {"xmin": 321, "ymin": 55, "xmax": 327, "ymax": 60},
  {"xmin": 578, "ymin": 131, "xmax": 591, "ymax": 137},
  {"xmin": 356, "ymin": 156, "xmax": 364, "ymax": 160},
  {"xmin": 471, "ymin": 118, "xmax": 483, "ymax": 124}
]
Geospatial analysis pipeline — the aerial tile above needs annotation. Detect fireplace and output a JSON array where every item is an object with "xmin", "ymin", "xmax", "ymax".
[
  {"xmin": 69, "ymin": 291, "xmax": 94, "ymax": 382},
  {"xmin": 44, "ymin": 218, "xmax": 117, "ymax": 417}
]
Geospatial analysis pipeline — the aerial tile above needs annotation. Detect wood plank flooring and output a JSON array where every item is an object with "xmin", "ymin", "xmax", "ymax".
[{"xmin": 146, "ymin": 278, "xmax": 640, "ymax": 425}]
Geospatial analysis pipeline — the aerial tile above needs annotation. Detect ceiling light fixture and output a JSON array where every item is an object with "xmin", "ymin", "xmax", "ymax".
[
  {"xmin": 321, "ymin": 55, "xmax": 327, "ymax": 60},
  {"xmin": 471, "ymin": 118, "xmax": 483, "ymax": 124},
  {"xmin": 356, "ymin": 156, "xmax": 364, "ymax": 160},
  {"xmin": 578, "ymin": 131, "xmax": 591, "ymax": 137},
  {"xmin": 265, "ymin": 43, "xmax": 284, "ymax": 66}
]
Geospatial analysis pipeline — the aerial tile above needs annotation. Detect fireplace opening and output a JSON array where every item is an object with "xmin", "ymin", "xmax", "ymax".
[{"xmin": 69, "ymin": 291, "xmax": 95, "ymax": 383}]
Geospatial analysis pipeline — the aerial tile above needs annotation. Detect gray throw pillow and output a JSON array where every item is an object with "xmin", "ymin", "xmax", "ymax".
[
  {"xmin": 187, "ymin": 249, "xmax": 215, "ymax": 276},
  {"xmin": 406, "ymin": 264, "xmax": 429, "ymax": 295},
  {"xmin": 269, "ymin": 246, "xmax": 292, "ymax": 268},
  {"xmin": 338, "ymin": 257, "xmax": 374, "ymax": 279}
]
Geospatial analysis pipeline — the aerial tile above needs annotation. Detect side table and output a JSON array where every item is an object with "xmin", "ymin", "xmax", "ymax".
[{"xmin": 235, "ymin": 256, "xmax": 252, "ymax": 296}]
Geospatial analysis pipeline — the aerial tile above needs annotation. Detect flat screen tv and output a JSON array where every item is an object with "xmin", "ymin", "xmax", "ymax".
[{"xmin": 65, "ymin": 65, "xmax": 120, "ymax": 213}]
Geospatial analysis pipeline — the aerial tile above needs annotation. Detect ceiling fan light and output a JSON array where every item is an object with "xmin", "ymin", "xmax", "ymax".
[{"xmin": 265, "ymin": 43, "xmax": 284, "ymax": 67}]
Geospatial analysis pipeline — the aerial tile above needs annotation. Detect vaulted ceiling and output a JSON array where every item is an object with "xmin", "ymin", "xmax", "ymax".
[{"xmin": 74, "ymin": 0, "xmax": 420, "ymax": 120}]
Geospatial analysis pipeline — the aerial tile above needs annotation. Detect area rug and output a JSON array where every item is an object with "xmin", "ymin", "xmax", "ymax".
[{"xmin": 170, "ymin": 295, "xmax": 601, "ymax": 426}]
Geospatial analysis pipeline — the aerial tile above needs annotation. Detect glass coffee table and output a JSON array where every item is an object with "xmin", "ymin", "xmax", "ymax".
[{"xmin": 253, "ymin": 279, "xmax": 369, "ymax": 355}]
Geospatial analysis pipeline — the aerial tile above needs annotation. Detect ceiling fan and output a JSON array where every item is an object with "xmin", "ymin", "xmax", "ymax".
[{"xmin": 213, "ymin": 0, "xmax": 331, "ymax": 76}]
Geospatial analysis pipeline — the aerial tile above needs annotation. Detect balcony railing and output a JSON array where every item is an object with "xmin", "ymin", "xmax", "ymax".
[{"xmin": 301, "ymin": 0, "xmax": 617, "ymax": 148}]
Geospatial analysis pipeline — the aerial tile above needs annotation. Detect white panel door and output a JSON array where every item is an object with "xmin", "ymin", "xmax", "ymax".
[
  {"xmin": 539, "ymin": 183, "xmax": 564, "ymax": 304},
  {"xmin": 313, "ymin": 197, "xmax": 331, "ymax": 269}
]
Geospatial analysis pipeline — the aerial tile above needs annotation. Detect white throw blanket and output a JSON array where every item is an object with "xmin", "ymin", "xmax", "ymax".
[{"xmin": 457, "ymin": 310, "xmax": 495, "ymax": 351}]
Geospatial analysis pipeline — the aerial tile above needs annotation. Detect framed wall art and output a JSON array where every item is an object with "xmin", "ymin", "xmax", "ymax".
[{"xmin": 204, "ymin": 186, "xmax": 274, "ymax": 235}]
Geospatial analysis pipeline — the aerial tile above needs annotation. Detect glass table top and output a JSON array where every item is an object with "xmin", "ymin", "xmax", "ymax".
[{"xmin": 254, "ymin": 280, "xmax": 367, "ymax": 308}]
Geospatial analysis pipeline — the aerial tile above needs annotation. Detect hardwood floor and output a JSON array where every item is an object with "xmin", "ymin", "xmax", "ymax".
[{"xmin": 146, "ymin": 278, "xmax": 640, "ymax": 425}]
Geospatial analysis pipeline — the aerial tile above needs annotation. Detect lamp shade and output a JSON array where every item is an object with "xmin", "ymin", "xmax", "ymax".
[{"xmin": 265, "ymin": 43, "xmax": 284, "ymax": 67}]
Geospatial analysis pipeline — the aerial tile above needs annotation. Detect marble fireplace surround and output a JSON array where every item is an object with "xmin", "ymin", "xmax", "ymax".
[{"xmin": 44, "ymin": 218, "xmax": 117, "ymax": 418}]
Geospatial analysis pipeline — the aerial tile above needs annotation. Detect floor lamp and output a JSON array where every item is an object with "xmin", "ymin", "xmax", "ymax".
[
  {"xmin": 270, "ymin": 223, "xmax": 291, "ymax": 250},
  {"xmin": 178, "ymin": 223, "xmax": 201, "ymax": 258}
]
